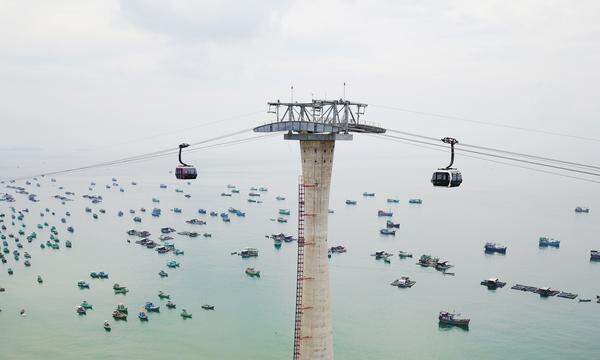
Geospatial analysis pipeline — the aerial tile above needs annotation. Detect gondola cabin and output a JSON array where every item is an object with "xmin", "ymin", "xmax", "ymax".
[
  {"xmin": 431, "ymin": 169, "xmax": 462, "ymax": 188},
  {"xmin": 176, "ymin": 166, "xmax": 197, "ymax": 180},
  {"xmin": 175, "ymin": 143, "xmax": 197, "ymax": 180}
]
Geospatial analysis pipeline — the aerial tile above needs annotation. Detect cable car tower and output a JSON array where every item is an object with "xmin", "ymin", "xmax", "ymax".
[{"xmin": 254, "ymin": 99, "xmax": 385, "ymax": 360}]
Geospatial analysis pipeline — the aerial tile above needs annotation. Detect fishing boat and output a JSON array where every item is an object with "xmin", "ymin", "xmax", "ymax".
[
  {"xmin": 144, "ymin": 302, "xmax": 160, "ymax": 312},
  {"xmin": 377, "ymin": 210, "xmax": 393, "ymax": 217},
  {"xmin": 345, "ymin": 200, "xmax": 357, "ymax": 205},
  {"xmin": 24, "ymin": 260, "xmax": 31, "ymax": 267},
  {"xmin": 484, "ymin": 243, "xmax": 507, "ymax": 254},
  {"xmin": 201, "ymin": 304, "xmax": 215, "ymax": 310},
  {"xmin": 438, "ymin": 311, "xmax": 469, "ymax": 328},
  {"xmin": 37, "ymin": 275, "xmax": 43, "ymax": 283},
  {"xmin": 103, "ymin": 321, "xmax": 111, "ymax": 331},
  {"xmin": 151, "ymin": 208, "xmax": 161, "ymax": 217},
  {"xmin": 118, "ymin": 211, "xmax": 124, "ymax": 217},
  {"xmin": 386, "ymin": 220, "xmax": 400, "ymax": 228},
  {"xmin": 76, "ymin": 306, "xmax": 87, "ymax": 315},
  {"xmin": 180, "ymin": 309, "xmax": 192, "ymax": 318},
  {"xmin": 245, "ymin": 267, "xmax": 261, "ymax": 277},
  {"xmin": 591, "ymin": 250, "xmax": 600, "ymax": 261},
  {"xmin": 81, "ymin": 300, "xmax": 93, "ymax": 309},
  {"xmin": 276, "ymin": 196, "xmax": 285, "ymax": 201},
  {"xmin": 539, "ymin": 236, "xmax": 560, "ymax": 248},
  {"xmin": 166, "ymin": 301, "xmax": 176, "ymax": 309},
  {"xmin": 92, "ymin": 213, "xmax": 98, "ymax": 219},
  {"xmin": 380, "ymin": 228, "xmax": 396, "ymax": 235},
  {"xmin": 112, "ymin": 310, "xmax": 127, "ymax": 320},
  {"xmin": 158, "ymin": 291, "xmax": 170, "ymax": 299},
  {"xmin": 77, "ymin": 281, "xmax": 90, "ymax": 289},
  {"xmin": 435, "ymin": 261, "xmax": 453, "ymax": 272},
  {"xmin": 138, "ymin": 312, "xmax": 148, "ymax": 321},
  {"xmin": 409, "ymin": 198, "xmax": 423, "ymax": 204},
  {"xmin": 387, "ymin": 198, "xmax": 400, "ymax": 203},
  {"xmin": 417, "ymin": 254, "xmax": 439, "ymax": 267},
  {"xmin": 537, "ymin": 287, "xmax": 559, "ymax": 297},
  {"xmin": 363, "ymin": 192, "xmax": 375, "ymax": 197},
  {"xmin": 277, "ymin": 217, "xmax": 287, "ymax": 223},
  {"xmin": 390, "ymin": 276, "xmax": 416, "ymax": 288},
  {"xmin": 398, "ymin": 251, "xmax": 413, "ymax": 259},
  {"xmin": 172, "ymin": 208, "xmax": 182, "ymax": 213},
  {"xmin": 231, "ymin": 189, "xmax": 240, "ymax": 194},
  {"xmin": 239, "ymin": 248, "xmax": 259, "ymax": 258},
  {"xmin": 7, "ymin": 268, "xmax": 13, "ymax": 275},
  {"xmin": 221, "ymin": 192, "xmax": 232, "ymax": 197},
  {"xmin": 159, "ymin": 270, "xmax": 169, "ymax": 277},
  {"xmin": 279, "ymin": 209, "xmax": 291, "ymax": 215},
  {"xmin": 480, "ymin": 278, "xmax": 506, "ymax": 289},
  {"xmin": 167, "ymin": 260, "xmax": 180, "ymax": 268},
  {"xmin": 133, "ymin": 216, "xmax": 142, "ymax": 223},
  {"xmin": 117, "ymin": 304, "xmax": 128, "ymax": 314},
  {"xmin": 160, "ymin": 184, "xmax": 167, "ymax": 189},
  {"xmin": 575, "ymin": 206, "xmax": 590, "ymax": 213}
]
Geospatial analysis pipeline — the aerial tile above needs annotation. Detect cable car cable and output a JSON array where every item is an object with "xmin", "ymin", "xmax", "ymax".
[
  {"xmin": 377, "ymin": 133, "xmax": 600, "ymax": 177},
  {"xmin": 367, "ymin": 134, "xmax": 600, "ymax": 184},
  {"xmin": 371, "ymin": 104, "xmax": 600, "ymax": 143},
  {"xmin": 386, "ymin": 128, "xmax": 600, "ymax": 171}
]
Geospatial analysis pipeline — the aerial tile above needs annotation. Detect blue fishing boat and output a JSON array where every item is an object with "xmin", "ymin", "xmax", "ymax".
[
  {"xmin": 377, "ymin": 210, "xmax": 393, "ymax": 217},
  {"xmin": 151, "ymin": 208, "xmax": 161, "ymax": 217},
  {"xmin": 160, "ymin": 184, "xmax": 167, "ymax": 189},
  {"xmin": 172, "ymin": 208, "xmax": 182, "ymax": 213},
  {"xmin": 409, "ymin": 199, "xmax": 423, "ymax": 204},
  {"xmin": 138, "ymin": 311, "xmax": 148, "ymax": 321},
  {"xmin": 575, "ymin": 206, "xmax": 590, "ymax": 213}
]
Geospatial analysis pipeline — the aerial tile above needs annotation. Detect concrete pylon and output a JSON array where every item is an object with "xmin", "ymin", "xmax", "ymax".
[{"xmin": 297, "ymin": 139, "xmax": 335, "ymax": 359}]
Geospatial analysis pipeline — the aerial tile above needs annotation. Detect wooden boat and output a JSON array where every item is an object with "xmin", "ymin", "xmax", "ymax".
[
  {"xmin": 116, "ymin": 304, "xmax": 128, "ymax": 314},
  {"xmin": 379, "ymin": 228, "xmax": 395, "ymax": 235},
  {"xmin": 180, "ymin": 309, "xmax": 192, "ymax": 318},
  {"xmin": 480, "ymin": 278, "xmax": 506, "ymax": 289},
  {"xmin": 390, "ymin": 276, "xmax": 416, "ymax": 288},
  {"xmin": 201, "ymin": 304, "xmax": 215, "ymax": 310},
  {"xmin": 81, "ymin": 300, "xmax": 93, "ymax": 309},
  {"xmin": 245, "ymin": 267, "xmax": 261, "ymax": 277},
  {"xmin": 145, "ymin": 302, "xmax": 160, "ymax": 312},
  {"xmin": 112, "ymin": 310, "xmax": 127, "ymax": 320}
]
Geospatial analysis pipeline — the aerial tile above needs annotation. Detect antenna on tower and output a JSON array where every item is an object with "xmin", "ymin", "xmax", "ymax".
[
  {"xmin": 291, "ymin": 86, "xmax": 294, "ymax": 103},
  {"xmin": 343, "ymin": 82, "xmax": 346, "ymax": 100}
]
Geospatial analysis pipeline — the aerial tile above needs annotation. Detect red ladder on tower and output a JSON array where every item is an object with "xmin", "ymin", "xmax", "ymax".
[{"xmin": 293, "ymin": 180, "xmax": 306, "ymax": 359}]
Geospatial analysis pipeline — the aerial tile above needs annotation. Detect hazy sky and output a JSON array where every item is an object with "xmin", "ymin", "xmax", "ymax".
[{"xmin": 1, "ymin": 0, "xmax": 599, "ymax": 163}]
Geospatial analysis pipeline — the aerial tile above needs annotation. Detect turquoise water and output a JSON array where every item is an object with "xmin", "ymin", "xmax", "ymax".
[{"xmin": 1, "ymin": 141, "xmax": 599, "ymax": 359}]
